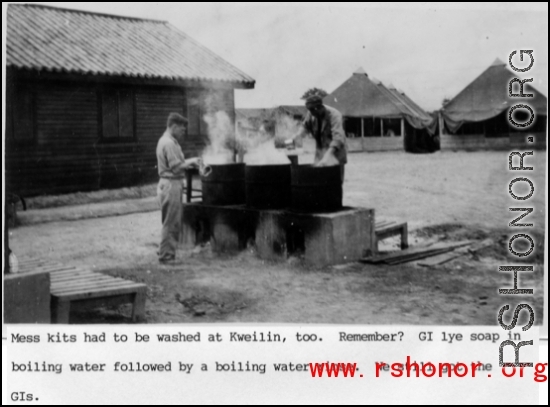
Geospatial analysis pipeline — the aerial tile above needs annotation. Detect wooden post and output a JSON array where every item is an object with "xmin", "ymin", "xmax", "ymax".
[
  {"xmin": 51, "ymin": 299, "xmax": 71, "ymax": 324},
  {"xmin": 361, "ymin": 117, "xmax": 365, "ymax": 151},
  {"xmin": 132, "ymin": 290, "xmax": 147, "ymax": 322},
  {"xmin": 381, "ymin": 118, "xmax": 384, "ymax": 137}
]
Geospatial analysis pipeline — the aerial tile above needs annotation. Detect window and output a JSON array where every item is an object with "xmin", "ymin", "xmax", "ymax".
[
  {"xmin": 383, "ymin": 118, "xmax": 402, "ymax": 137},
  {"xmin": 8, "ymin": 80, "xmax": 34, "ymax": 142},
  {"xmin": 100, "ymin": 88, "xmax": 135, "ymax": 141}
]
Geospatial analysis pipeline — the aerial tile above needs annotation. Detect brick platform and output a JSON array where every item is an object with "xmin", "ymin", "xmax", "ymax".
[{"xmin": 181, "ymin": 203, "xmax": 375, "ymax": 267}]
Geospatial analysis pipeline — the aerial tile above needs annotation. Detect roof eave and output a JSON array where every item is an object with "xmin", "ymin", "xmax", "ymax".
[{"xmin": 7, "ymin": 65, "xmax": 256, "ymax": 89}]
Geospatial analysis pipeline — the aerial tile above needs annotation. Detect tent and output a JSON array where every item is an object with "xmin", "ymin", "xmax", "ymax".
[
  {"xmin": 323, "ymin": 68, "xmax": 438, "ymax": 152},
  {"xmin": 440, "ymin": 58, "xmax": 547, "ymax": 149}
]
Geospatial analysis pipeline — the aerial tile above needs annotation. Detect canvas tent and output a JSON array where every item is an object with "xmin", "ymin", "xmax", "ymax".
[
  {"xmin": 440, "ymin": 58, "xmax": 547, "ymax": 150},
  {"xmin": 323, "ymin": 68, "xmax": 438, "ymax": 152}
]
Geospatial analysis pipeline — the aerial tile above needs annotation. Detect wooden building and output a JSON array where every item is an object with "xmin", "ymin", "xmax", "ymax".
[
  {"xmin": 440, "ymin": 58, "xmax": 547, "ymax": 150},
  {"xmin": 235, "ymin": 105, "xmax": 307, "ymax": 143},
  {"xmin": 5, "ymin": 4, "xmax": 255, "ymax": 196},
  {"xmin": 235, "ymin": 108, "xmax": 274, "ymax": 132},
  {"xmin": 323, "ymin": 68, "xmax": 438, "ymax": 153}
]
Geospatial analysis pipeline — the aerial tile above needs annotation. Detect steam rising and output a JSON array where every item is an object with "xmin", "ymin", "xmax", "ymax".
[
  {"xmin": 202, "ymin": 111, "xmax": 235, "ymax": 165},
  {"xmin": 201, "ymin": 99, "xmax": 304, "ymax": 166},
  {"xmin": 274, "ymin": 114, "xmax": 302, "ymax": 142},
  {"xmin": 244, "ymin": 140, "xmax": 290, "ymax": 165},
  {"xmin": 238, "ymin": 111, "xmax": 303, "ymax": 165}
]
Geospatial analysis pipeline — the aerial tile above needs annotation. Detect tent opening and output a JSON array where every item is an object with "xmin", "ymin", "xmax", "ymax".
[{"xmin": 344, "ymin": 117, "xmax": 403, "ymax": 137}]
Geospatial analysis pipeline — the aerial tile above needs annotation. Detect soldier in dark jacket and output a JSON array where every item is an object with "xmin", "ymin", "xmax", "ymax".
[{"xmin": 291, "ymin": 95, "xmax": 348, "ymax": 182}]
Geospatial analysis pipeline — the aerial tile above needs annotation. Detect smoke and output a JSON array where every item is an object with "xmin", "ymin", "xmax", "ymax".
[
  {"xmin": 202, "ymin": 110, "xmax": 235, "ymax": 165},
  {"xmin": 201, "ymin": 97, "xmax": 304, "ymax": 166},
  {"xmin": 240, "ymin": 111, "xmax": 307, "ymax": 165},
  {"xmin": 244, "ymin": 140, "xmax": 290, "ymax": 165},
  {"xmin": 274, "ymin": 114, "xmax": 303, "ymax": 145},
  {"xmin": 235, "ymin": 118, "xmax": 270, "ymax": 154}
]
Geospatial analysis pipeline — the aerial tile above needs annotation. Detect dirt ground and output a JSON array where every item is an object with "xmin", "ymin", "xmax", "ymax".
[{"xmin": 8, "ymin": 150, "xmax": 546, "ymax": 325}]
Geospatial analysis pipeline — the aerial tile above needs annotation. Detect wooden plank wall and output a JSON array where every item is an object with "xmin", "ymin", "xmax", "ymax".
[
  {"xmin": 5, "ymin": 77, "xmax": 236, "ymax": 197},
  {"xmin": 440, "ymin": 134, "xmax": 487, "ymax": 151},
  {"xmin": 509, "ymin": 132, "xmax": 546, "ymax": 150},
  {"xmin": 441, "ymin": 132, "xmax": 546, "ymax": 151},
  {"xmin": 485, "ymin": 137, "xmax": 512, "ymax": 150},
  {"xmin": 346, "ymin": 137, "xmax": 403, "ymax": 152}
]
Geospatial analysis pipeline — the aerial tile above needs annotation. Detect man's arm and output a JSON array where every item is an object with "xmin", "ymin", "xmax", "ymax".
[
  {"xmin": 315, "ymin": 109, "xmax": 345, "ymax": 166},
  {"xmin": 327, "ymin": 110, "xmax": 346, "ymax": 153},
  {"xmin": 164, "ymin": 144, "xmax": 198, "ymax": 176},
  {"xmin": 287, "ymin": 113, "xmax": 312, "ymax": 144}
]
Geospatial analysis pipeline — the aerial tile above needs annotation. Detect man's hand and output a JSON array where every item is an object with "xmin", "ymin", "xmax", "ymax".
[
  {"xmin": 185, "ymin": 157, "xmax": 201, "ymax": 169},
  {"xmin": 315, "ymin": 148, "xmax": 339, "ymax": 167}
]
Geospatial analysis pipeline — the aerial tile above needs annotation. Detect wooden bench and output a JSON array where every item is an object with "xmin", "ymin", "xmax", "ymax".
[
  {"xmin": 375, "ymin": 220, "xmax": 408, "ymax": 253},
  {"xmin": 17, "ymin": 259, "xmax": 147, "ymax": 324}
]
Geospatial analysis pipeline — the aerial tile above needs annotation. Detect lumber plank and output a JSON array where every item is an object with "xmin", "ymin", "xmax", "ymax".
[
  {"xmin": 52, "ymin": 278, "xmax": 134, "ymax": 293},
  {"xmin": 50, "ymin": 271, "xmax": 98, "ymax": 280},
  {"xmin": 18, "ymin": 263, "xmax": 65, "ymax": 272},
  {"xmin": 51, "ymin": 275, "xmax": 118, "ymax": 286},
  {"xmin": 52, "ymin": 283, "xmax": 146, "ymax": 301},
  {"xmin": 48, "ymin": 267, "xmax": 92, "ymax": 274},
  {"xmin": 375, "ymin": 221, "xmax": 395, "ymax": 229},
  {"xmin": 361, "ymin": 241, "xmax": 473, "ymax": 264},
  {"xmin": 417, "ymin": 238, "xmax": 494, "ymax": 267},
  {"xmin": 52, "ymin": 277, "xmax": 129, "ymax": 291},
  {"xmin": 416, "ymin": 248, "xmax": 470, "ymax": 267},
  {"xmin": 376, "ymin": 223, "xmax": 404, "ymax": 232},
  {"xmin": 387, "ymin": 248, "xmax": 456, "ymax": 265},
  {"xmin": 389, "ymin": 240, "xmax": 482, "ymax": 265},
  {"xmin": 49, "ymin": 270, "xmax": 100, "ymax": 280},
  {"xmin": 21, "ymin": 265, "xmax": 79, "ymax": 274}
]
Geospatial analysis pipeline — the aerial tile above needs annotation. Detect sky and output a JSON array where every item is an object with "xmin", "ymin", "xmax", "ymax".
[{"xmin": 3, "ymin": 2, "xmax": 549, "ymax": 111}]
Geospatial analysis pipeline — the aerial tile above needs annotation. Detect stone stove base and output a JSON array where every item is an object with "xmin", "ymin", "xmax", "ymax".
[{"xmin": 181, "ymin": 203, "xmax": 375, "ymax": 267}]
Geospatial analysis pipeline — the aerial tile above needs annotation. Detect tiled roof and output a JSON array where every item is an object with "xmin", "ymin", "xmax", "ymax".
[{"xmin": 6, "ymin": 4, "xmax": 255, "ymax": 86}]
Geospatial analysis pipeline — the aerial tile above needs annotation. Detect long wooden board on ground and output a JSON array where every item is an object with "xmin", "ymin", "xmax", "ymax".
[
  {"xmin": 417, "ymin": 238, "xmax": 494, "ymax": 267},
  {"xmin": 360, "ymin": 241, "xmax": 473, "ymax": 265},
  {"xmin": 386, "ymin": 248, "xmax": 457, "ymax": 265}
]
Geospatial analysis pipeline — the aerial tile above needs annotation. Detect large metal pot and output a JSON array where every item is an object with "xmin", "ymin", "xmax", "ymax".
[
  {"xmin": 290, "ymin": 164, "xmax": 342, "ymax": 212},
  {"xmin": 201, "ymin": 163, "xmax": 245, "ymax": 206},
  {"xmin": 245, "ymin": 164, "xmax": 291, "ymax": 209}
]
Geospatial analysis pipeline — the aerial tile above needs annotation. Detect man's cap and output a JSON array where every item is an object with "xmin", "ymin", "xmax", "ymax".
[{"xmin": 305, "ymin": 95, "xmax": 324, "ymax": 108}]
